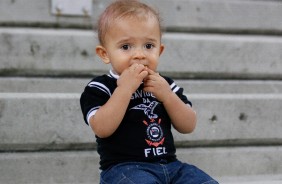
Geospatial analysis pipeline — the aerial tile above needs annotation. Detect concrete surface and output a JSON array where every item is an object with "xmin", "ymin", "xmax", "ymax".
[
  {"xmin": 1, "ymin": 0, "xmax": 282, "ymax": 183},
  {"xmin": 1, "ymin": 0, "xmax": 282, "ymax": 33},
  {"xmin": 1, "ymin": 77, "xmax": 282, "ymax": 94},
  {"xmin": 0, "ymin": 147, "xmax": 281, "ymax": 184},
  {"xmin": 219, "ymin": 174, "xmax": 282, "ymax": 184},
  {"xmin": 1, "ymin": 93, "xmax": 282, "ymax": 151},
  {"xmin": 1, "ymin": 28, "xmax": 282, "ymax": 78}
]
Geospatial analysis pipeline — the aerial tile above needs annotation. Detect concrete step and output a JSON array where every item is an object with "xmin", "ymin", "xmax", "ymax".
[
  {"xmin": 0, "ymin": 147, "xmax": 281, "ymax": 184},
  {"xmin": 220, "ymin": 174, "xmax": 282, "ymax": 184},
  {"xmin": 1, "ymin": 0, "xmax": 281, "ymax": 183},
  {"xmin": 1, "ymin": 0, "xmax": 282, "ymax": 33},
  {"xmin": 1, "ymin": 28, "xmax": 282, "ymax": 79},
  {"xmin": 0, "ymin": 77, "xmax": 89, "ymax": 93},
  {"xmin": 0, "ymin": 92, "xmax": 282, "ymax": 151},
  {"xmin": 1, "ymin": 77, "xmax": 282, "ymax": 94}
]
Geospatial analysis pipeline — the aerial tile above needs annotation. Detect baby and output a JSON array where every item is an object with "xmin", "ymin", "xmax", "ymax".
[{"xmin": 80, "ymin": 0, "xmax": 218, "ymax": 183}]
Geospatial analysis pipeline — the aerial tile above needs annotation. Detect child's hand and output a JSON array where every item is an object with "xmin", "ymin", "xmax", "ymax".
[
  {"xmin": 117, "ymin": 63, "xmax": 148, "ymax": 93},
  {"xmin": 143, "ymin": 68, "xmax": 172, "ymax": 103}
]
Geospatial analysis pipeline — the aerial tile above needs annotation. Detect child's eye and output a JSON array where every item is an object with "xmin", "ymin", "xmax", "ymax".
[
  {"xmin": 145, "ymin": 44, "xmax": 154, "ymax": 49},
  {"xmin": 121, "ymin": 44, "xmax": 130, "ymax": 50}
]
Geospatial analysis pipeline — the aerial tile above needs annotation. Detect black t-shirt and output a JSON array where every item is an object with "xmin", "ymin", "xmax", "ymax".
[{"xmin": 80, "ymin": 71, "xmax": 192, "ymax": 170}]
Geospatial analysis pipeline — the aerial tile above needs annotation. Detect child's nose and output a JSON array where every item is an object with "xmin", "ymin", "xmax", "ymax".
[{"xmin": 133, "ymin": 48, "xmax": 146, "ymax": 60}]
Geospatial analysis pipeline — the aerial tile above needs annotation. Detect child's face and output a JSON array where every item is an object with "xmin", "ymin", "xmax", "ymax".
[{"xmin": 97, "ymin": 16, "xmax": 164, "ymax": 75}]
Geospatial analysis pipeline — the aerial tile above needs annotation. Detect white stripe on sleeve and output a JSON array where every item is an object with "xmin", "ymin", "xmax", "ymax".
[{"xmin": 88, "ymin": 82, "xmax": 111, "ymax": 96}]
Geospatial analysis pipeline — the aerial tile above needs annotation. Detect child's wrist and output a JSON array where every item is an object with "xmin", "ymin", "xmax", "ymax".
[{"xmin": 115, "ymin": 85, "xmax": 134, "ymax": 98}]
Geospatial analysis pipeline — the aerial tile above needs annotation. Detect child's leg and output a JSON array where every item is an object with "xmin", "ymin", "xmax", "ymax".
[
  {"xmin": 169, "ymin": 160, "xmax": 219, "ymax": 184},
  {"xmin": 100, "ymin": 162, "xmax": 162, "ymax": 184}
]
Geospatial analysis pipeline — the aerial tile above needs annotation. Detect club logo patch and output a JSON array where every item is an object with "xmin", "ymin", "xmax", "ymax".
[{"xmin": 143, "ymin": 119, "xmax": 165, "ymax": 147}]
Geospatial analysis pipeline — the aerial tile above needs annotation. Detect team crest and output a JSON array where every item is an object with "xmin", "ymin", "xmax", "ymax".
[{"xmin": 143, "ymin": 119, "xmax": 165, "ymax": 147}]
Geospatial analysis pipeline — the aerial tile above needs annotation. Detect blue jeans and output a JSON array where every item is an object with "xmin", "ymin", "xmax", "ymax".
[{"xmin": 100, "ymin": 160, "xmax": 218, "ymax": 184}]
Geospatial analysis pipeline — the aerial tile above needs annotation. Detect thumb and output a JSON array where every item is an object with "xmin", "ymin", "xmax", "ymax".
[{"xmin": 139, "ymin": 70, "xmax": 148, "ymax": 80}]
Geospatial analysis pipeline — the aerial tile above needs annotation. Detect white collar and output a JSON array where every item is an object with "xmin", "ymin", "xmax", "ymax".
[{"xmin": 108, "ymin": 69, "xmax": 119, "ymax": 79}]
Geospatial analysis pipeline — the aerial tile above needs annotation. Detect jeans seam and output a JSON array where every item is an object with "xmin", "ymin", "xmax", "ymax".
[{"xmin": 160, "ymin": 164, "xmax": 170, "ymax": 184}]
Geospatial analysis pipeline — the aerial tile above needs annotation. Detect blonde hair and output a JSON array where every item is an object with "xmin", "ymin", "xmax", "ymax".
[{"xmin": 97, "ymin": 0, "xmax": 162, "ymax": 46}]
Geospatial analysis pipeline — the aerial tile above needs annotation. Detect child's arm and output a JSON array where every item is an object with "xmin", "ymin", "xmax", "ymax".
[
  {"xmin": 89, "ymin": 64, "xmax": 148, "ymax": 138},
  {"xmin": 143, "ymin": 69, "xmax": 196, "ymax": 133}
]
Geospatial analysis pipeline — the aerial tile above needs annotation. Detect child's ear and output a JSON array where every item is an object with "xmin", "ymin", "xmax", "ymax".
[
  {"xmin": 159, "ymin": 44, "xmax": 165, "ymax": 56},
  {"xmin": 96, "ymin": 45, "xmax": 110, "ymax": 64}
]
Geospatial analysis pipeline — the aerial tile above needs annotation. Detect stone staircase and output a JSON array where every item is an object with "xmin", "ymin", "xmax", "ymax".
[{"xmin": 1, "ymin": 0, "xmax": 282, "ymax": 183}]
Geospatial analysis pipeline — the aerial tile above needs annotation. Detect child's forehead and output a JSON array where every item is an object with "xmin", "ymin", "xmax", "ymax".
[
  {"xmin": 110, "ymin": 16, "xmax": 160, "ymax": 35},
  {"xmin": 104, "ymin": 17, "xmax": 161, "ymax": 45},
  {"xmin": 98, "ymin": 1, "xmax": 162, "ymax": 45},
  {"xmin": 106, "ymin": 13, "xmax": 161, "ymax": 34},
  {"xmin": 104, "ymin": 16, "xmax": 162, "ymax": 45},
  {"xmin": 112, "ymin": 15, "xmax": 161, "ymax": 34}
]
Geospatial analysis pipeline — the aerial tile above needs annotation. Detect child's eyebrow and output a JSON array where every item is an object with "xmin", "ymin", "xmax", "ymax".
[
  {"xmin": 116, "ymin": 37, "xmax": 158, "ymax": 45},
  {"xmin": 145, "ymin": 38, "xmax": 158, "ymax": 43},
  {"xmin": 116, "ymin": 38, "xmax": 132, "ymax": 45}
]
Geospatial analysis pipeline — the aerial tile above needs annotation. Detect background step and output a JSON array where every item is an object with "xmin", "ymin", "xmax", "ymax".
[
  {"xmin": 220, "ymin": 174, "xmax": 282, "ymax": 184},
  {"xmin": 0, "ymin": 147, "xmax": 281, "ymax": 184},
  {"xmin": 1, "ymin": 77, "xmax": 282, "ymax": 94},
  {"xmin": 1, "ymin": 0, "xmax": 281, "ymax": 183},
  {"xmin": 1, "ymin": 0, "xmax": 282, "ymax": 34},
  {"xmin": 1, "ymin": 28, "xmax": 282, "ymax": 79},
  {"xmin": 1, "ymin": 93, "xmax": 282, "ymax": 151}
]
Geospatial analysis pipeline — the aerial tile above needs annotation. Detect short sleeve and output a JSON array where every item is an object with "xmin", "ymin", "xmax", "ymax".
[
  {"xmin": 80, "ymin": 77, "xmax": 113, "ymax": 125},
  {"xmin": 163, "ymin": 76, "xmax": 192, "ymax": 107}
]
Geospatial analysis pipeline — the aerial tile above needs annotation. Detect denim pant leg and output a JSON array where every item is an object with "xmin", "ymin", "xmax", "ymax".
[
  {"xmin": 100, "ymin": 162, "xmax": 163, "ymax": 184},
  {"xmin": 100, "ymin": 160, "xmax": 218, "ymax": 184},
  {"xmin": 168, "ymin": 160, "xmax": 219, "ymax": 184}
]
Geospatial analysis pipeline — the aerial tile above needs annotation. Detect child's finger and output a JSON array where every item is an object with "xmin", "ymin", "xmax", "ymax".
[
  {"xmin": 145, "ymin": 67, "xmax": 156, "ymax": 75},
  {"xmin": 140, "ymin": 70, "xmax": 149, "ymax": 79}
]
